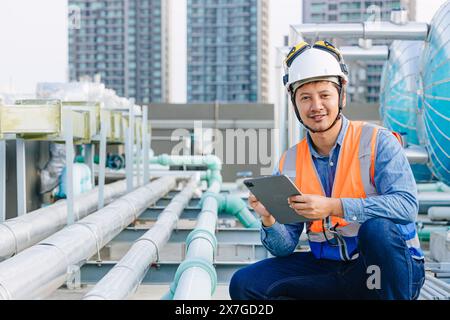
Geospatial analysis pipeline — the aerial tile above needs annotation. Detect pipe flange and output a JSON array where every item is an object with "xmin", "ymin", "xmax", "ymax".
[
  {"xmin": 185, "ymin": 228, "xmax": 218, "ymax": 256},
  {"xmin": 170, "ymin": 257, "xmax": 218, "ymax": 298}
]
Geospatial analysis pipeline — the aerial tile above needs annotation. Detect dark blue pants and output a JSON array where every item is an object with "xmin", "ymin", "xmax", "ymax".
[{"xmin": 229, "ymin": 218, "xmax": 425, "ymax": 300}]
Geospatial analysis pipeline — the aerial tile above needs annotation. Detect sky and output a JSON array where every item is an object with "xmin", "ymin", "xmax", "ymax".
[{"xmin": 0, "ymin": 0, "xmax": 447, "ymax": 103}]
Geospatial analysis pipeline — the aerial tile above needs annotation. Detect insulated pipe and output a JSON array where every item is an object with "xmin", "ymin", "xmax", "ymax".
[
  {"xmin": 290, "ymin": 22, "xmax": 428, "ymax": 41},
  {"xmin": 0, "ymin": 176, "xmax": 177, "ymax": 300},
  {"xmin": 404, "ymin": 145, "xmax": 429, "ymax": 165},
  {"xmin": 417, "ymin": 182, "xmax": 450, "ymax": 193},
  {"xmin": 418, "ymin": 192, "xmax": 450, "ymax": 205},
  {"xmin": 0, "ymin": 178, "xmax": 138, "ymax": 261},
  {"xmin": 428, "ymin": 207, "xmax": 450, "ymax": 221},
  {"xmin": 418, "ymin": 192, "xmax": 450, "ymax": 214},
  {"xmin": 425, "ymin": 274, "xmax": 450, "ymax": 294},
  {"xmin": 83, "ymin": 174, "xmax": 200, "ymax": 300},
  {"xmin": 164, "ymin": 180, "xmax": 221, "ymax": 300},
  {"xmin": 417, "ymin": 183, "xmax": 441, "ymax": 192},
  {"xmin": 339, "ymin": 46, "xmax": 388, "ymax": 60}
]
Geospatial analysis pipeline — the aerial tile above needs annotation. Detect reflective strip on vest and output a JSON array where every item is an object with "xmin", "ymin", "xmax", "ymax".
[{"xmin": 279, "ymin": 147, "xmax": 297, "ymax": 181}]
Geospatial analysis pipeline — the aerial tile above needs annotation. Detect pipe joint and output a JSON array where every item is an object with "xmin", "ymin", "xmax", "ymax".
[
  {"xmin": 185, "ymin": 228, "xmax": 218, "ymax": 255},
  {"xmin": 199, "ymin": 191, "xmax": 223, "ymax": 208},
  {"xmin": 167, "ymin": 257, "xmax": 218, "ymax": 299},
  {"xmin": 222, "ymin": 195, "xmax": 261, "ymax": 228}
]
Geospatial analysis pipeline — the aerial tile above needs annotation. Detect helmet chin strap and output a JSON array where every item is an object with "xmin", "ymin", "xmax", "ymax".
[{"xmin": 290, "ymin": 84, "xmax": 344, "ymax": 134}]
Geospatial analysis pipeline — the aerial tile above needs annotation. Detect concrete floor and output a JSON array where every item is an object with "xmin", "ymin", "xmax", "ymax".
[{"xmin": 46, "ymin": 284, "xmax": 231, "ymax": 300}]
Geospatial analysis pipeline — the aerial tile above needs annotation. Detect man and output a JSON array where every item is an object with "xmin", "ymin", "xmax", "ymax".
[{"xmin": 229, "ymin": 41, "xmax": 425, "ymax": 300}]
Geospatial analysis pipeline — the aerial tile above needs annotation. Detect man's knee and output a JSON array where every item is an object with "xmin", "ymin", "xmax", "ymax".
[
  {"xmin": 358, "ymin": 217, "xmax": 398, "ymax": 249},
  {"xmin": 229, "ymin": 263, "xmax": 268, "ymax": 300},
  {"xmin": 229, "ymin": 268, "xmax": 250, "ymax": 300}
]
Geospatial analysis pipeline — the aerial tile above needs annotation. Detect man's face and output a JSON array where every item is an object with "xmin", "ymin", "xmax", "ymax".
[{"xmin": 294, "ymin": 81, "xmax": 344, "ymax": 133}]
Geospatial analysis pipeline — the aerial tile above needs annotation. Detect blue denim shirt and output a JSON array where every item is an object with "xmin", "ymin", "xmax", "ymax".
[{"xmin": 261, "ymin": 116, "xmax": 419, "ymax": 257}]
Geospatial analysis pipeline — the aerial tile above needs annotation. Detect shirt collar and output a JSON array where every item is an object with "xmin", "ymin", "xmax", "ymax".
[{"xmin": 306, "ymin": 115, "xmax": 349, "ymax": 159}]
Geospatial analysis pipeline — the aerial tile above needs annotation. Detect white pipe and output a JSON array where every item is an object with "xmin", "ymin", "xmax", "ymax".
[
  {"xmin": 83, "ymin": 174, "xmax": 200, "ymax": 300},
  {"xmin": 428, "ymin": 207, "xmax": 450, "ymax": 221},
  {"xmin": 0, "ymin": 179, "xmax": 137, "ymax": 261},
  {"xmin": 418, "ymin": 192, "xmax": 450, "ymax": 204},
  {"xmin": 172, "ymin": 180, "xmax": 221, "ymax": 300},
  {"xmin": 404, "ymin": 145, "xmax": 429, "ymax": 164},
  {"xmin": 340, "ymin": 46, "xmax": 388, "ymax": 60},
  {"xmin": 291, "ymin": 22, "xmax": 428, "ymax": 40},
  {"xmin": 0, "ymin": 176, "xmax": 177, "ymax": 300},
  {"xmin": 364, "ymin": 22, "xmax": 428, "ymax": 40}
]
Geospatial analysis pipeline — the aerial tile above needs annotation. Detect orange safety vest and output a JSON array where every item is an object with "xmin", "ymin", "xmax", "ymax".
[{"xmin": 279, "ymin": 121, "xmax": 402, "ymax": 261}]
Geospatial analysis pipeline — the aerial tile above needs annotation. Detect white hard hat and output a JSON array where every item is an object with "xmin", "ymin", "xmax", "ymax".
[
  {"xmin": 283, "ymin": 41, "xmax": 349, "ymax": 96},
  {"xmin": 282, "ymin": 41, "xmax": 350, "ymax": 133}
]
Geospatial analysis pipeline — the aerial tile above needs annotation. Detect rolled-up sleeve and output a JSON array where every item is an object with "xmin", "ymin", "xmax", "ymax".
[{"xmin": 261, "ymin": 222, "xmax": 304, "ymax": 257}]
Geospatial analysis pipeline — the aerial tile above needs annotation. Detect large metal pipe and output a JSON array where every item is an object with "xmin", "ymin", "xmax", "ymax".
[
  {"xmin": 418, "ymin": 192, "xmax": 450, "ymax": 214},
  {"xmin": 340, "ymin": 45, "xmax": 388, "ymax": 60},
  {"xmin": 168, "ymin": 180, "xmax": 221, "ymax": 300},
  {"xmin": 291, "ymin": 22, "xmax": 428, "ymax": 41},
  {"xmin": 83, "ymin": 175, "xmax": 200, "ymax": 300},
  {"xmin": 418, "ymin": 192, "xmax": 450, "ymax": 205},
  {"xmin": 0, "ymin": 176, "xmax": 177, "ymax": 300},
  {"xmin": 0, "ymin": 178, "xmax": 138, "ymax": 261},
  {"xmin": 404, "ymin": 145, "xmax": 429, "ymax": 165},
  {"xmin": 428, "ymin": 207, "xmax": 450, "ymax": 221},
  {"xmin": 417, "ymin": 182, "xmax": 450, "ymax": 193}
]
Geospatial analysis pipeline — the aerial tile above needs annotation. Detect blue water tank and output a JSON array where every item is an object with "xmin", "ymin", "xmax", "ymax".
[
  {"xmin": 380, "ymin": 40, "xmax": 434, "ymax": 182},
  {"xmin": 417, "ymin": 1, "xmax": 450, "ymax": 185}
]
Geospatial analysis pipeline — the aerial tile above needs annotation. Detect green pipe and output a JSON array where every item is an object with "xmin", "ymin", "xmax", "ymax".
[
  {"xmin": 150, "ymin": 154, "xmax": 222, "ymax": 169},
  {"xmin": 150, "ymin": 154, "xmax": 223, "ymax": 186},
  {"xmin": 161, "ymin": 257, "xmax": 217, "ymax": 300},
  {"xmin": 221, "ymin": 194, "xmax": 260, "ymax": 228},
  {"xmin": 418, "ymin": 230, "xmax": 431, "ymax": 242},
  {"xmin": 203, "ymin": 169, "xmax": 222, "ymax": 186},
  {"xmin": 200, "ymin": 192, "xmax": 260, "ymax": 229}
]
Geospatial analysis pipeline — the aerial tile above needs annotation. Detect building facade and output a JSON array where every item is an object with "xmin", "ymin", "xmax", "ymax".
[
  {"xmin": 187, "ymin": 0, "xmax": 269, "ymax": 103},
  {"xmin": 302, "ymin": 0, "xmax": 416, "ymax": 103},
  {"xmin": 68, "ymin": 0, "xmax": 170, "ymax": 103}
]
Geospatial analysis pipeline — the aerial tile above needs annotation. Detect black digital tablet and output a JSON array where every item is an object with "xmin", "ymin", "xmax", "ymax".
[{"xmin": 243, "ymin": 175, "xmax": 313, "ymax": 224}]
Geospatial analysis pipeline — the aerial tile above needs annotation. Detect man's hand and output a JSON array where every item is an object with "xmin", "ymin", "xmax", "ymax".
[
  {"xmin": 248, "ymin": 193, "xmax": 276, "ymax": 227},
  {"xmin": 287, "ymin": 194, "xmax": 344, "ymax": 220}
]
